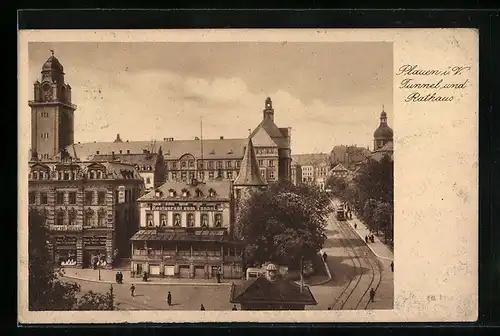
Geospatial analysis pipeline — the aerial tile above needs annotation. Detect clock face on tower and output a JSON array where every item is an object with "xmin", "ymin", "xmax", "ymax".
[{"xmin": 42, "ymin": 84, "xmax": 52, "ymax": 101}]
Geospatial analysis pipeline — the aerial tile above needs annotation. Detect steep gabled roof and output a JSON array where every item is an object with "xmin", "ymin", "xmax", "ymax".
[
  {"xmin": 332, "ymin": 163, "xmax": 348, "ymax": 171},
  {"xmin": 250, "ymin": 127, "xmax": 279, "ymax": 147},
  {"xmin": 230, "ymin": 276, "xmax": 317, "ymax": 305},
  {"xmin": 67, "ymin": 138, "xmax": 247, "ymax": 161},
  {"xmin": 233, "ymin": 138, "xmax": 267, "ymax": 186}
]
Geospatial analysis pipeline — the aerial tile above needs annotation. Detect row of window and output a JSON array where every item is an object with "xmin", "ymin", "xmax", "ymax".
[
  {"xmin": 255, "ymin": 147, "xmax": 277, "ymax": 155},
  {"xmin": 169, "ymin": 160, "xmax": 242, "ymax": 170},
  {"xmin": 145, "ymin": 213, "xmax": 223, "ymax": 228},
  {"xmin": 40, "ymin": 133, "xmax": 49, "ymax": 139},
  {"xmin": 28, "ymin": 190, "xmax": 108, "ymax": 205},
  {"xmin": 29, "ymin": 169, "xmax": 134, "ymax": 181},
  {"xmin": 40, "ymin": 112, "xmax": 49, "ymax": 118},
  {"xmin": 156, "ymin": 188, "xmax": 217, "ymax": 198},
  {"xmin": 51, "ymin": 208, "xmax": 108, "ymax": 227},
  {"xmin": 257, "ymin": 159, "xmax": 275, "ymax": 168}
]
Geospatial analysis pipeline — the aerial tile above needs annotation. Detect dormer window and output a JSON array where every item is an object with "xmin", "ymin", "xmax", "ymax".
[
  {"xmin": 168, "ymin": 189, "xmax": 176, "ymax": 197},
  {"xmin": 182, "ymin": 189, "xmax": 189, "ymax": 197},
  {"xmin": 210, "ymin": 149, "xmax": 215, "ymax": 155},
  {"xmin": 154, "ymin": 189, "xmax": 163, "ymax": 198},
  {"xmin": 228, "ymin": 149, "xmax": 233, "ymax": 154},
  {"xmin": 195, "ymin": 189, "xmax": 203, "ymax": 197},
  {"xmin": 208, "ymin": 189, "xmax": 216, "ymax": 197}
]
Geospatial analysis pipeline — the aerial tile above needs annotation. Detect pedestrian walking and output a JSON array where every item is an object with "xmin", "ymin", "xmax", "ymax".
[
  {"xmin": 369, "ymin": 288, "xmax": 376, "ymax": 302},
  {"xmin": 365, "ymin": 235, "xmax": 369, "ymax": 243},
  {"xmin": 232, "ymin": 305, "xmax": 237, "ymax": 311},
  {"xmin": 216, "ymin": 271, "xmax": 221, "ymax": 283},
  {"xmin": 370, "ymin": 235, "xmax": 375, "ymax": 243},
  {"xmin": 390, "ymin": 261, "xmax": 394, "ymax": 272},
  {"xmin": 354, "ymin": 223, "xmax": 357, "ymax": 229},
  {"xmin": 200, "ymin": 304, "xmax": 205, "ymax": 311},
  {"xmin": 142, "ymin": 271, "xmax": 148, "ymax": 282},
  {"xmin": 119, "ymin": 271, "xmax": 123, "ymax": 284},
  {"xmin": 167, "ymin": 291, "xmax": 172, "ymax": 306},
  {"xmin": 115, "ymin": 272, "xmax": 120, "ymax": 284},
  {"xmin": 130, "ymin": 284, "xmax": 135, "ymax": 297},
  {"xmin": 322, "ymin": 252, "xmax": 328, "ymax": 262}
]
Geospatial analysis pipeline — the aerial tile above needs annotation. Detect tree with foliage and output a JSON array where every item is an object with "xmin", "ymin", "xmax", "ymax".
[
  {"xmin": 234, "ymin": 181, "xmax": 332, "ymax": 269},
  {"xmin": 29, "ymin": 208, "xmax": 115, "ymax": 310},
  {"xmin": 29, "ymin": 209, "xmax": 81, "ymax": 310},
  {"xmin": 75, "ymin": 287, "xmax": 115, "ymax": 311}
]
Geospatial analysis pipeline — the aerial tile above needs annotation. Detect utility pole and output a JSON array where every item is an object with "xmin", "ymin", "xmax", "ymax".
[
  {"xmin": 109, "ymin": 284, "xmax": 114, "ymax": 310},
  {"xmin": 299, "ymin": 256, "xmax": 304, "ymax": 293}
]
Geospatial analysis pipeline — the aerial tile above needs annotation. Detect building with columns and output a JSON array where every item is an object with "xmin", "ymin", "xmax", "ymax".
[{"xmin": 28, "ymin": 153, "xmax": 144, "ymax": 269}]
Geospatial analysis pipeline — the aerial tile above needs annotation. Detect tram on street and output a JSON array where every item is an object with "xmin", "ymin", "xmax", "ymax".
[{"xmin": 336, "ymin": 207, "xmax": 346, "ymax": 221}]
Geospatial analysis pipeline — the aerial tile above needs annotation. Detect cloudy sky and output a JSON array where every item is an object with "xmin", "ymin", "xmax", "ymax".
[{"xmin": 28, "ymin": 42, "xmax": 393, "ymax": 154}]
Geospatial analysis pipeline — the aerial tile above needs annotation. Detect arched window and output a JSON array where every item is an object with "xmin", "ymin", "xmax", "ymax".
[
  {"xmin": 160, "ymin": 213, "xmax": 167, "ymax": 227},
  {"xmin": 84, "ymin": 209, "xmax": 95, "ymax": 227},
  {"xmin": 146, "ymin": 213, "xmax": 154, "ymax": 227},
  {"xmin": 214, "ymin": 214, "xmax": 222, "ymax": 227},
  {"xmin": 89, "ymin": 170, "xmax": 95, "ymax": 179},
  {"xmin": 68, "ymin": 209, "xmax": 77, "ymax": 226},
  {"xmin": 56, "ymin": 209, "xmax": 65, "ymax": 226},
  {"xmin": 33, "ymin": 171, "xmax": 38, "ymax": 180},
  {"xmin": 173, "ymin": 213, "xmax": 181, "ymax": 227},
  {"xmin": 208, "ymin": 189, "xmax": 216, "ymax": 197},
  {"xmin": 201, "ymin": 214, "xmax": 208, "ymax": 228},
  {"xmin": 97, "ymin": 171, "xmax": 102, "ymax": 179},
  {"xmin": 187, "ymin": 213, "xmax": 194, "ymax": 227},
  {"xmin": 98, "ymin": 209, "xmax": 107, "ymax": 227}
]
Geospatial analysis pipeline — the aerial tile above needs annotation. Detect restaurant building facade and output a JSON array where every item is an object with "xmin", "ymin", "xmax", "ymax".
[{"xmin": 130, "ymin": 179, "xmax": 243, "ymax": 279}]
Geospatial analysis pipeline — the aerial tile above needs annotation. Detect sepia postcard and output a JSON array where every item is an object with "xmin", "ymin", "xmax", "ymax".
[{"xmin": 18, "ymin": 28, "xmax": 478, "ymax": 324}]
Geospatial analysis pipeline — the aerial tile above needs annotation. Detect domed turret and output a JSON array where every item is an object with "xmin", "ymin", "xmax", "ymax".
[
  {"xmin": 373, "ymin": 107, "xmax": 393, "ymax": 151},
  {"xmin": 373, "ymin": 109, "xmax": 393, "ymax": 139},
  {"xmin": 41, "ymin": 50, "xmax": 65, "ymax": 84},
  {"xmin": 42, "ymin": 54, "xmax": 64, "ymax": 73}
]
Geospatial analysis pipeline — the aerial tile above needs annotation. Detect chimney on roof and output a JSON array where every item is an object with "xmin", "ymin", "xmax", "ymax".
[
  {"xmin": 220, "ymin": 136, "xmax": 224, "ymax": 140},
  {"xmin": 114, "ymin": 134, "xmax": 123, "ymax": 143}
]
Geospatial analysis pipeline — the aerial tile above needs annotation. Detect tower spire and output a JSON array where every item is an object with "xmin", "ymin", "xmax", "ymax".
[
  {"xmin": 50, "ymin": 49, "xmax": 54, "ymax": 56},
  {"xmin": 234, "ymin": 138, "xmax": 267, "ymax": 186}
]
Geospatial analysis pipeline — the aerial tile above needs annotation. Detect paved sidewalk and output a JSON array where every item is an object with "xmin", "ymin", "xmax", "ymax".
[
  {"xmin": 61, "ymin": 267, "xmax": 232, "ymax": 286},
  {"xmin": 346, "ymin": 213, "xmax": 394, "ymax": 310},
  {"xmin": 347, "ymin": 214, "xmax": 394, "ymax": 261}
]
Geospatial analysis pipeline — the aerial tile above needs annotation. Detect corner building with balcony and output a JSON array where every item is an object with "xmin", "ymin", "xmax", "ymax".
[
  {"xmin": 130, "ymin": 179, "xmax": 243, "ymax": 279},
  {"xmin": 28, "ymin": 154, "xmax": 144, "ymax": 269}
]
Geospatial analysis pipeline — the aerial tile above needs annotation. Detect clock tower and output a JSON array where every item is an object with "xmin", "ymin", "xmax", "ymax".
[{"xmin": 29, "ymin": 51, "xmax": 77, "ymax": 161}]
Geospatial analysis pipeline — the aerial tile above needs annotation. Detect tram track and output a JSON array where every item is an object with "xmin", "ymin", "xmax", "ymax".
[{"xmin": 328, "ymin": 200, "xmax": 383, "ymax": 310}]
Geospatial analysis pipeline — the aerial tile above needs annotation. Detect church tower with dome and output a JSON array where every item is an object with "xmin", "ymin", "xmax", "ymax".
[
  {"xmin": 29, "ymin": 51, "xmax": 77, "ymax": 161},
  {"xmin": 373, "ymin": 107, "xmax": 393, "ymax": 151}
]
